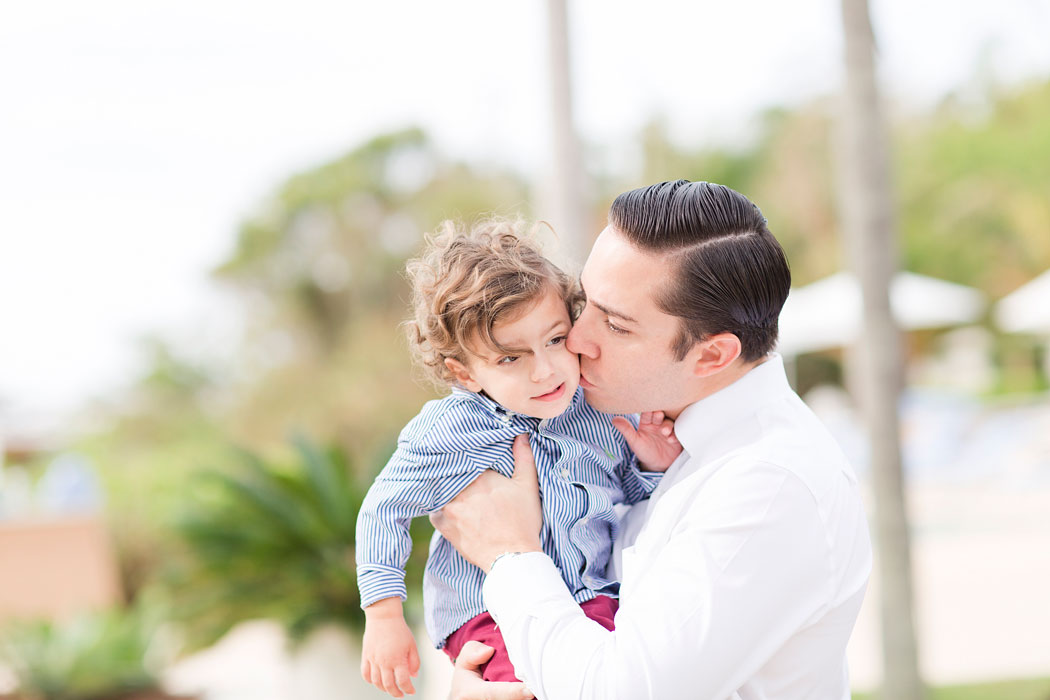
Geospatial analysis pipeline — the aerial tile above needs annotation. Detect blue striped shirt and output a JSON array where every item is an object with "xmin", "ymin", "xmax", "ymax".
[{"xmin": 355, "ymin": 385, "xmax": 661, "ymax": 647}]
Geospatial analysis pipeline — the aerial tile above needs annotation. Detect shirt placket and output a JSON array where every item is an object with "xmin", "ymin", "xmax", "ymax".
[{"xmin": 540, "ymin": 422, "xmax": 610, "ymax": 594}]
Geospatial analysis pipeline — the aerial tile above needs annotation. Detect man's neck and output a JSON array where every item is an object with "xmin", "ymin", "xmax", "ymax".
[{"xmin": 663, "ymin": 355, "xmax": 768, "ymax": 421}]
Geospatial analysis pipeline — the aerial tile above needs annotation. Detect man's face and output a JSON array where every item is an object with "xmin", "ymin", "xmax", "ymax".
[{"xmin": 567, "ymin": 226, "xmax": 698, "ymax": 418}]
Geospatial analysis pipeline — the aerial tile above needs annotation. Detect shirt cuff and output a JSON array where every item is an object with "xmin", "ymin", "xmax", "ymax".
[
  {"xmin": 628, "ymin": 459, "xmax": 663, "ymax": 488},
  {"xmin": 357, "ymin": 563, "xmax": 408, "ymax": 609},
  {"xmin": 482, "ymin": 551, "xmax": 576, "ymax": 628}
]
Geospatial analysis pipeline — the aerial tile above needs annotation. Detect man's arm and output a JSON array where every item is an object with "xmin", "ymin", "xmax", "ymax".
[{"xmin": 436, "ymin": 443, "xmax": 841, "ymax": 700}]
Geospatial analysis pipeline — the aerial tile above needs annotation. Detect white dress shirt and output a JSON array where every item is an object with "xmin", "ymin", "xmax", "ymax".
[{"xmin": 483, "ymin": 354, "xmax": 872, "ymax": 700}]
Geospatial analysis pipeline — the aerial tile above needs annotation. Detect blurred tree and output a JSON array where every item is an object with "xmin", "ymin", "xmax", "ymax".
[
  {"xmin": 543, "ymin": 0, "xmax": 591, "ymax": 265},
  {"xmin": 839, "ymin": 0, "xmax": 924, "ymax": 698},
  {"xmin": 76, "ymin": 336, "xmax": 229, "ymax": 603},
  {"xmin": 897, "ymin": 81, "xmax": 1050, "ymax": 296}
]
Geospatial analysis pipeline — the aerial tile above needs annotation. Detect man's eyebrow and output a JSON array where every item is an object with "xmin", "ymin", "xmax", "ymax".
[
  {"xmin": 580, "ymin": 280, "xmax": 637, "ymax": 324},
  {"xmin": 593, "ymin": 300, "xmax": 637, "ymax": 324}
]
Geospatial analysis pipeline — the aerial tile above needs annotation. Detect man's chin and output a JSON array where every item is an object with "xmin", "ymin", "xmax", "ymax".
[{"xmin": 580, "ymin": 386, "xmax": 634, "ymax": 415}]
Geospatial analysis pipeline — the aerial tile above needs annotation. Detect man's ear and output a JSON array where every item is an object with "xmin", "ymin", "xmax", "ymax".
[
  {"xmin": 444, "ymin": 357, "xmax": 483, "ymax": 392},
  {"xmin": 691, "ymin": 333, "xmax": 743, "ymax": 378}
]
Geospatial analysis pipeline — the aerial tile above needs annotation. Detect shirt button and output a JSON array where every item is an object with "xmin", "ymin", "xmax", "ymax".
[{"xmin": 560, "ymin": 468, "xmax": 570, "ymax": 479}]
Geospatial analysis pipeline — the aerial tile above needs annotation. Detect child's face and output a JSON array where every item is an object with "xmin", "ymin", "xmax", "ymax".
[{"xmin": 445, "ymin": 286, "xmax": 580, "ymax": 420}]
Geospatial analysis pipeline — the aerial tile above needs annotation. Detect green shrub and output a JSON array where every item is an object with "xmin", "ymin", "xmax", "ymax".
[
  {"xmin": 168, "ymin": 435, "xmax": 427, "ymax": 650},
  {"xmin": 0, "ymin": 607, "xmax": 159, "ymax": 700}
]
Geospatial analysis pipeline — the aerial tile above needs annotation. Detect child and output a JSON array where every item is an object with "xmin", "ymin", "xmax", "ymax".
[{"xmin": 355, "ymin": 218, "xmax": 681, "ymax": 697}]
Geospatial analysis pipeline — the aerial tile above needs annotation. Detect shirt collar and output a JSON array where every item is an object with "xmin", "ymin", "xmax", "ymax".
[
  {"xmin": 448, "ymin": 384, "xmax": 573, "ymax": 429},
  {"xmin": 673, "ymin": 353, "xmax": 794, "ymax": 462}
]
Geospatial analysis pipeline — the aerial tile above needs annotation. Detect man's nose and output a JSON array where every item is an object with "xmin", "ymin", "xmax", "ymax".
[{"xmin": 567, "ymin": 312, "xmax": 598, "ymax": 359}]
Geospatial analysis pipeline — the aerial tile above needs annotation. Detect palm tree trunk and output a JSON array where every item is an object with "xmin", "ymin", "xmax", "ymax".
[
  {"xmin": 837, "ymin": 0, "xmax": 925, "ymax": 698},
  {"xmin": 543, "ymin": 0, "xmax": 590, "ymax": 266}
]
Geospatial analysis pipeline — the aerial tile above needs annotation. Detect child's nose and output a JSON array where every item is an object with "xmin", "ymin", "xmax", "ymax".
[{"xmin": 531, "ymin": 355, "xmax": 555, "ymax": 382}]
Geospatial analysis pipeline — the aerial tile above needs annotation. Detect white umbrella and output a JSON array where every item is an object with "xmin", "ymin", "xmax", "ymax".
[
  {"xmin": 995, "ymin": 269, "xmax": 1050, "ymax": 334},
  {"xmin": 777, "ymin": 271, "xmax": 986, "ymax": 356}
]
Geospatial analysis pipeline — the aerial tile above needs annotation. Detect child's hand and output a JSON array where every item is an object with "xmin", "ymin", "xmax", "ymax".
[
  {"xmin": 362, "ymin": 598, "xmax": 420, "ymax": 697},
  {"xmin": 612, "ymin": 411, "xmax": 682, "ymax": 472}
]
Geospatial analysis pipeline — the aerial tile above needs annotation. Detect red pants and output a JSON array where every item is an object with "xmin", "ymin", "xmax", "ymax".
[{"xmin": 443, "ymin": 595, "xmax": 618, "ymax": 682}]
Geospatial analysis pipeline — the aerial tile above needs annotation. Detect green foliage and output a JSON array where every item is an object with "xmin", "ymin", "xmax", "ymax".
[
  {"xmin": 0, "ymin": 608, "xmax": 159, "ymax": 700},
  {"xmin": 215, "ymin": 128, "xmax": 529, "ymax": 355},
  {"xmin": 852, "ymin": 676, "xmax": 1050, "ymax": 700},
  {"xmin": 74, "ymin": 338, "xmax": 230, "ymax": 604},
  {"xmin": 168, "ymin": 435, "xmax": 428, "ymax": 651},
  {"xmin": 896, "ymin": 82, "xmax": 1050, "ymax": 296}
]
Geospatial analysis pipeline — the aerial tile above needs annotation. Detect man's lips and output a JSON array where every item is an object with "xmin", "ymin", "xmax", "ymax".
[{"xmin": 533, "ymin": 382, "xmax": 566, "ymax": 401}]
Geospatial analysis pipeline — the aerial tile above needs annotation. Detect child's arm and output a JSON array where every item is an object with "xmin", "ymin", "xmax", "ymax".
[
  {"xmin": 356, "ymin": 402, "xmax": 518, "ymax": 694},
  {"xmin": 612, "ymin": 410, "xmax": 682, "ymax": 472},
  {"xmin": 355, "ymin": 436, "xmax": 446, "ymax": 697},
  {"xmin": 355, "ymin": 473, "xmax": 431, "ymax": 616},
  {"xmin": 362, "ymin": 597, "xmax": 420, "ymax": 698},
  {"xmin": 356, "ymin": 464, "xmax": 436, "ymax": 698}
]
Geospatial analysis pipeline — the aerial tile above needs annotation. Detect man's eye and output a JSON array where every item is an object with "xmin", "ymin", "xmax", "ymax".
[
  {"xmin": 497, "ymin": 356, "xmax": 519, "ymax": 365},
  {"xmin": 548, "ymin": 335, "xmax": 566, "ymax": 346},
  {"xmin": 607, "ymin": 321, "xmax": 628, "ymax": 335}
]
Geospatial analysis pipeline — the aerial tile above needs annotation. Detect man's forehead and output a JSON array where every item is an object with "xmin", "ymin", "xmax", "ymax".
[{"xmin": 581, "ymin": 227, "xmax": 665, "ymax": 315}]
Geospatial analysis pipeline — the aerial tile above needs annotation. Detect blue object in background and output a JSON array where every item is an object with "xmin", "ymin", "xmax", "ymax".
[{"xmin": 37, "ymin": 453, "xmax": 103, "ymax": 514}]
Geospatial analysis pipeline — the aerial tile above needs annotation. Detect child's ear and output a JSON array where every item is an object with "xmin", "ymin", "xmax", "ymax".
[{"xmin": 444, "ymin": 357, "xmax": 483, "ymax": 393}]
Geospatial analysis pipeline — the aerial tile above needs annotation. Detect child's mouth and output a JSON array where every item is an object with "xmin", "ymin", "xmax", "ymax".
[{"xmin": 533, "ymin": 382, "xmax": 566, "ymax": 401}]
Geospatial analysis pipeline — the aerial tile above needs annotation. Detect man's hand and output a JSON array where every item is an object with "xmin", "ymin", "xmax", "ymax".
[
  {"xmin": 612, "ymin": 410, "xmax": 682, "ymax": 472},
  {"xmin": 447, "ymin": 641, "xmax": 534, "ymax": 700},
  {"xmin": 430, "ymin": 434, "xmax": 543, "ymax": 573},
  {"xmin": 362, "ymin": 598, "xmax": 420, "ymax": 697}
]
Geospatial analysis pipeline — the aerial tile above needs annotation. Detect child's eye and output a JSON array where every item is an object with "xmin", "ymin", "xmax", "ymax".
[
  {"xmin": 606, "ymin": 321, "xmax": 628, "ymax": 335},
  {"xmin": 497, "ymin": 355, "xmax": 519, "ymax": 365},
  {"xmin": 547, "ymin": 335, "xmax": 566, "ymax": 346}
]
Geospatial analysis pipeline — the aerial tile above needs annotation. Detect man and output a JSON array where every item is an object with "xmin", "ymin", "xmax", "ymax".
[{"xmin": 431, "ymin": 180, "xmax": 872, "ymax": 700}]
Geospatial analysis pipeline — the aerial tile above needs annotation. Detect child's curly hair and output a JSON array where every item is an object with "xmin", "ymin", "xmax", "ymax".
[{"xmin": 405, "ymin": 218, "xmax": 581, "ymax": 388}]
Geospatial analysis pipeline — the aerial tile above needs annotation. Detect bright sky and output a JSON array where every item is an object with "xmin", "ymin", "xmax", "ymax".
[{"xmin": 1, "ymin": 0, "xmax": 1048, "ymax": 437}]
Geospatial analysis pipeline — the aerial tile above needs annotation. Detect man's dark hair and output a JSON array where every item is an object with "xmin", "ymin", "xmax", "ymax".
[{"xmin": 609, "ymin": 180, "xmax": 790, "ymax": 363}]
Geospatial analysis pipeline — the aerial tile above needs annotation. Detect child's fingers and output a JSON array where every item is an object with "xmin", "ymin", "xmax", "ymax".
[
  {"xmin": 409, "ymin": 645, "xmax": 421, "ymax": 674},
  {"xmin": 611, "ymin": 416, "xmax": 639, "ymax": 450},
  {"xmin": 660, "ymin": 418, "xmax": 674, "ymax": 437},
  {"xmin": 395, "ymin": 665, "xmax": 416, "ymax": 695},
  {"xmin": 382, "ymin": 666, "xmax": 403, "ymax": 698},
  {"xmin": 369, "ymin": 664, "xmax": 384, "ymax": 692},
  {"xmin": 652, "ymin": 410, "xmax": 664, "ymax": 425},
  {"xmin": 361, "ymin": 659, "xmax": 371, "ymax": 683}
]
